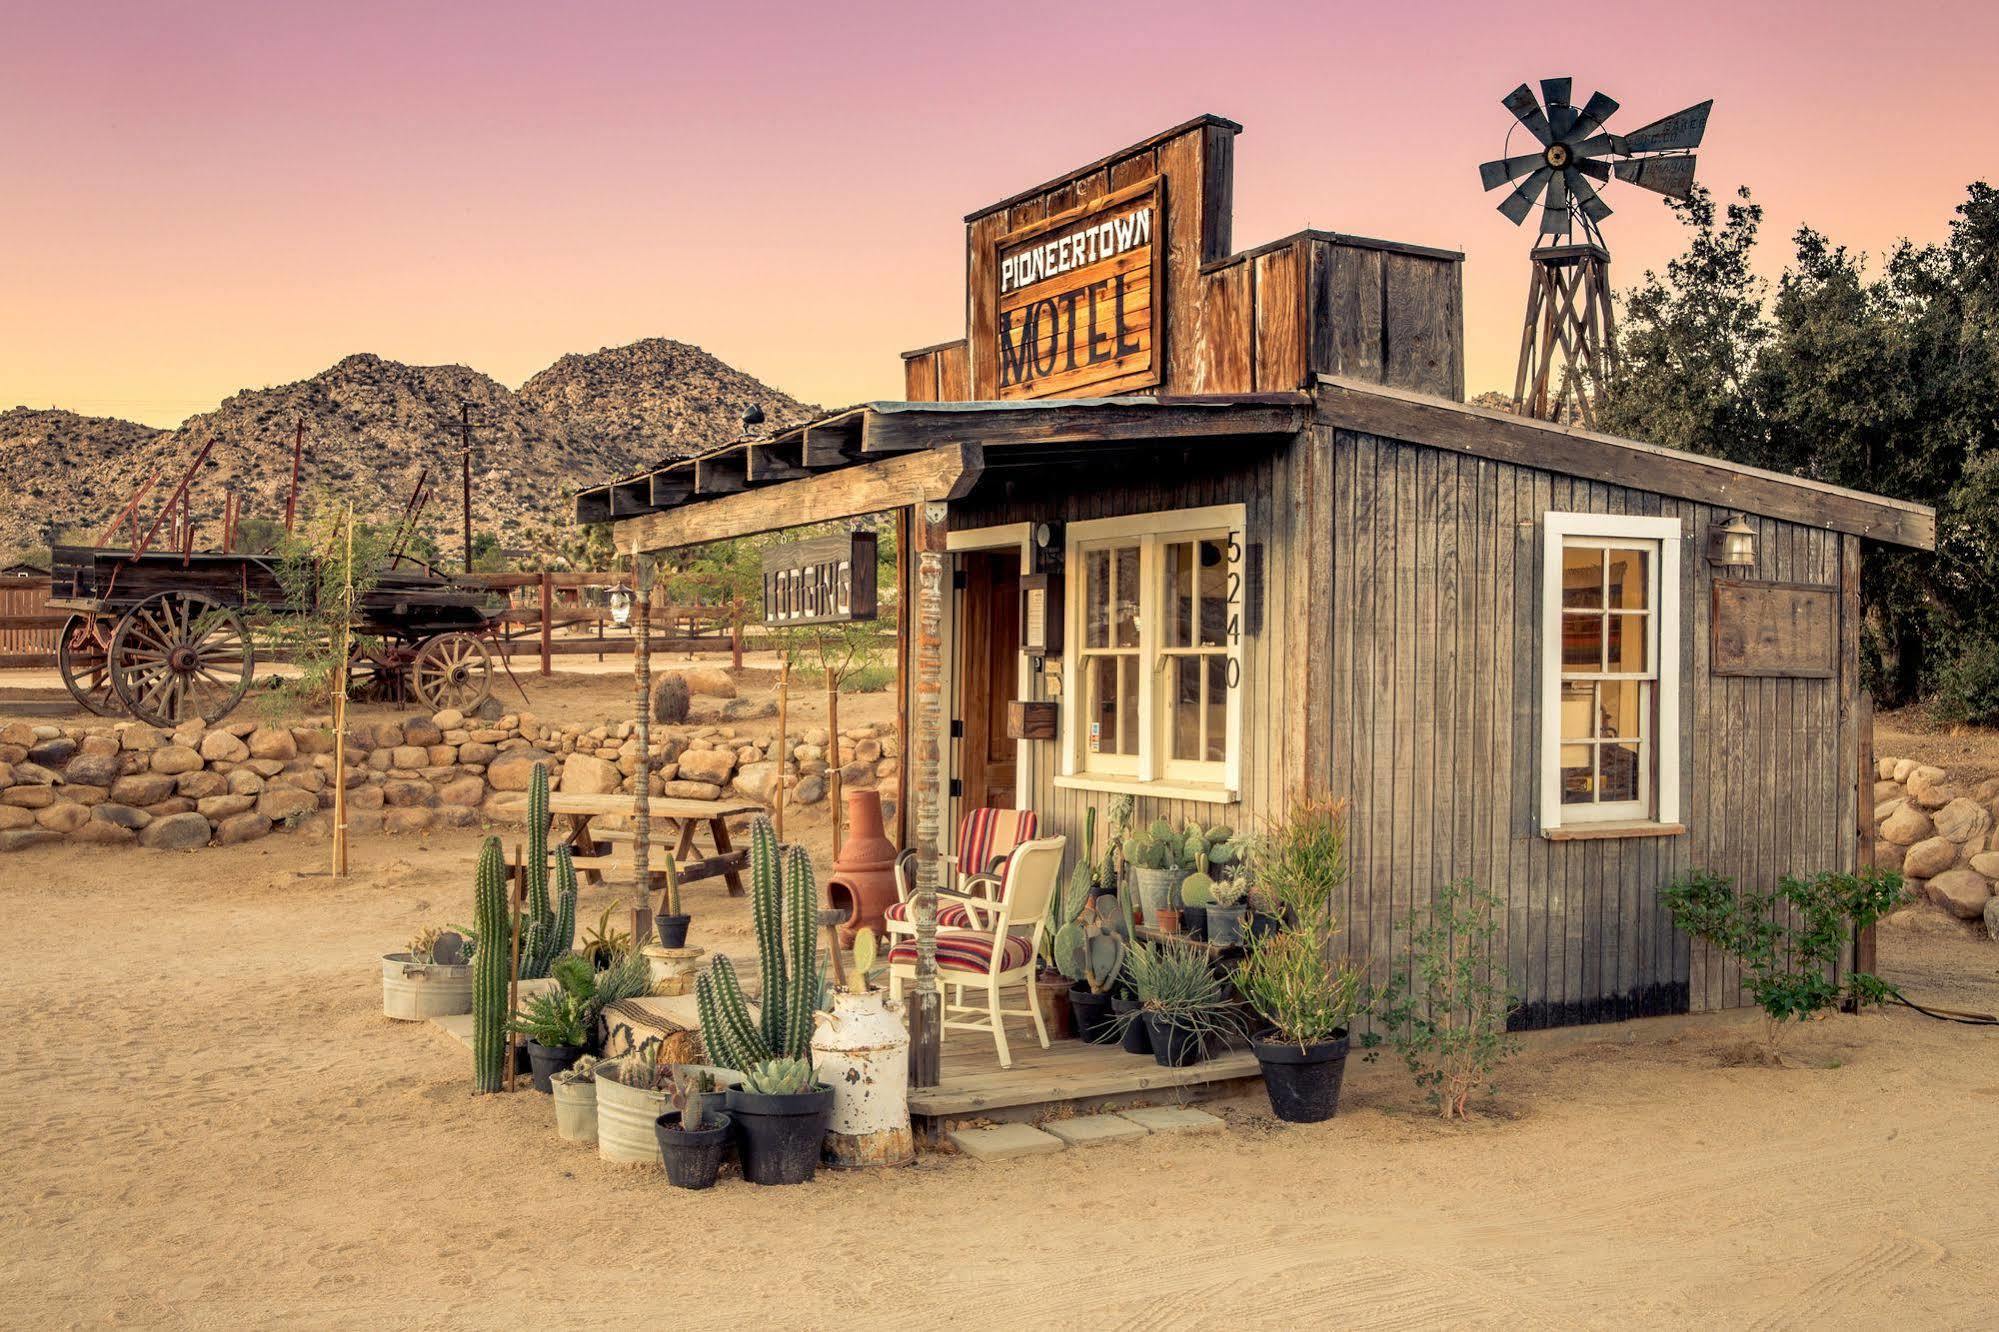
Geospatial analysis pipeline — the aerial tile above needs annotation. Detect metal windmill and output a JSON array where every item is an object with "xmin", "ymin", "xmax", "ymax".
[{"xmin": 1478, "ymin": 78, "xmax": 1711, "ymax": 425}]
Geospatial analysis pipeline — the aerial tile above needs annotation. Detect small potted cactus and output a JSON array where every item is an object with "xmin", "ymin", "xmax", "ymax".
[
  {"xmin": 725, "ymin": 1057, "xmax": 833, "ymax": 1186},
  {"xmin": 1053, "ymin": 897, "xmax": 1127, "ymax": 1044},
  {"xmin": 551, "ymin": 1056, "xmax": 601, "ymax": 1143},
  {"xmin": 654, "ymin": 1068, "xmax": 732, "ymax": 1190},
  {"xmin": 509, "ymin": 955, "xmax": 595, "ymax": 1092},
  {"xmin": 1203, "ymin": 876, "xmax": 1252, "ymax": 946}
]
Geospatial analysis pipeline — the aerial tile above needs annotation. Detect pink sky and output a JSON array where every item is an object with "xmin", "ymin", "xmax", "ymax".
[{"xmin": 4, "ymin": 0, "xmax": 1993, "ymax": 427}]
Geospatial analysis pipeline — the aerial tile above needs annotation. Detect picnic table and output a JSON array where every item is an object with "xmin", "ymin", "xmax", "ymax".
[{"xmin": 546, "ymin": 791, "xmax": 762, "ymax": 899}]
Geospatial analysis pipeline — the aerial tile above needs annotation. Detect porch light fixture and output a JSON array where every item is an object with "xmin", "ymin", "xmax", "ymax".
[{"xmin": 1708, "ymin": 514, "xmax": 1756, "ymax": 568}]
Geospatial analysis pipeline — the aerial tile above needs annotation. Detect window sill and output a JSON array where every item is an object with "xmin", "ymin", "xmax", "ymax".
[
  {"xmin": 1542, "ymin": 821, "xmax": 1686, "ymax": 842},
  {"xmin": 1053, "ymin": 773, "xmax": 1238, "ymax": 806}
]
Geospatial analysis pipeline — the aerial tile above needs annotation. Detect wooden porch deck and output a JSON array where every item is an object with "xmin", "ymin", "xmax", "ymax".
[{"xmin": 908, "ymin": 1018, "xmax": 1261, "ymax": 1129}]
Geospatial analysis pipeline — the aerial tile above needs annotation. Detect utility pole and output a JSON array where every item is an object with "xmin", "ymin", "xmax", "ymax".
[{"xmin": 460, "ymin": 402, "xmax": 474, "ymax": 573}]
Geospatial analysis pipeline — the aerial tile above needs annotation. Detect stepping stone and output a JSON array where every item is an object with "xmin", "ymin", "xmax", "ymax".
[
  {"xmin": 948, "ymin": 1123, "xmax": 1066, "ymax": 1160},
  {"xmin": 1117, "ymin": 1106, "xmax": 1225, "ymax": 1135},
  {"xmin": 1043, "ymin": 1115, "xmax": 1148, "ymax": 1148},
  {"xmin": 432, "ymin": 1013, "xmax": 475, "ymax": 1046}
]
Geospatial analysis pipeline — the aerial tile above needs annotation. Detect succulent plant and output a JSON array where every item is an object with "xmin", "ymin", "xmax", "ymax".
[
  {"xmin": 471, "ymin": 836, "xmax": 508, "ymax": 1093},
  {"xmin": 741, "ymin": 1056, "xmax": 817, "ymax": 1096},
  {"xmin": 551, "ymin": 1054, "xmax": 600, "ymax": 1086},
  {"xmin": 669, "ymin": 1067, "xmax": 719, "ymax": 1130},
  {"xmin": 847, "ymin": 927, "xmax": 878, "ymax": 995},
  {"xmin": 1055, "ymin": 910, "xmax": 1127, "ymax": 995},
  {"xmin": 694, "ymin": 816, "xmax": 821, "ymax": 1072},
  {"xmin": 516, "ymin": 763, "xmax": 577, "ymax": 980},
  {"xmin": 1210, "ymin": 877, "xmax": 1249, "ymax": 908}
]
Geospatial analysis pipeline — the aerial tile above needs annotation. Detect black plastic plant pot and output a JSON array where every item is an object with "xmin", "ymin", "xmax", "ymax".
[
  {"xmin": 525, "ymin": 1041, "xmax": 585, "ymax": 1094},
  {"xmin": 655, "ymin": 913, "xmax": 692, "ymax": 949},
  {"xmin": 1111, "ymin": 997, "xmax": 1153, "ymax": 1055},
  {"xmin": 1069, "ymin": 984, "xmax": 1119, "ymax": 1044},
  {"xmin": 655, "ymin": 1111, "xmax": 733, "ymax": 1190},
  {"xmin": 726, "ymin": 1086, "xmax": 833, "ymax": 1186},
  {"xmin": 1181, "ymin": 905, "xmax": 1208, "ymax": 941},
  {"xmin": 1144, "ymin": 1011, "xmax": 1206, "ymax": 1067},
  {"xmin": 1205, "ymin": 905, "xmax": 1248, "ymax": 947},
  {"xmin": 1251, "ymin": 1029, "xmax": 1351, "ymax": 1123},
  {"xmin": 1245, "ymin": 910, "xmax": 1283, "ymax": 943}
]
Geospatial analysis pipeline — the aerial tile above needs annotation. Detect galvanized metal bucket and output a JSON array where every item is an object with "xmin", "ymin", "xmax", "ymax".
[
  {"xmin": 593, "ymin": 1060, "xmax": 669, "ymax": 1165},
  {"xmin": 380, "ymin": 953, "xmax": 472, "ymax": 1021}
]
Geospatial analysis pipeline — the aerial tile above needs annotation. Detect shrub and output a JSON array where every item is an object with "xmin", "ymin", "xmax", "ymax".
[
  {"xmin": 1931, "ymin": 636, "xmax": 1999, "ymax": 726},
  {"xmin": 652, "ymin": 672, "xmax": 691, "ymax": 724},
  {"xmin": 1372, "ymin": 879, "xmax": 1518, "ymax": 1120},
  {"xmin": 1234, "ymin": 799, "xmax": 1368, "ymax": 1048},
  {"xmin": 1664, "ymin": 866, "xmax": 1905, "ymax": 1051}
]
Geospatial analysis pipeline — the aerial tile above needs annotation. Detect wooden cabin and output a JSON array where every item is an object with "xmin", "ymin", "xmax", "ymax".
[{"xmin": 578, "ymin": 116, "xmax": 1935, "ymax": 1120}]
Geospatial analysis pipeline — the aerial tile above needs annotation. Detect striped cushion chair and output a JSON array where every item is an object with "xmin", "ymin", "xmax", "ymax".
[
  {"xmin": 948, "ymin": 808, "xmax": 1039, "ymax": 898},
  {"xmin": 889, "ymin": 834, "xmax": 1067, "ymax": 1069}
]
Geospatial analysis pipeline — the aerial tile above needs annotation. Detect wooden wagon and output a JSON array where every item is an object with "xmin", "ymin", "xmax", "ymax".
[{"xmin": 45, "ymin": 545, "xmax": 503, "ymax": 726}]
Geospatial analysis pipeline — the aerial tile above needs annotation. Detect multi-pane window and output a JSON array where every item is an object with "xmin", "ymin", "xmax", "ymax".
[
  {"xmin": 1540, "ymin": 513, "xmax": 1683, "ymax": 833},
  {"xmin": 1063, "ymin": 507, "xmax": 1245, "ymax": 798}
]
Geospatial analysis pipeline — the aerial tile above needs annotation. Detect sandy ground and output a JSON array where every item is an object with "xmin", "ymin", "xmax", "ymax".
[{"xmin": 1, "ymin": 817, "xmax": 1995, "ymax": 1329}]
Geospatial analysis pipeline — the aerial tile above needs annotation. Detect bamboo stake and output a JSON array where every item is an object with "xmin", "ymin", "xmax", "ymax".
[
  {"xmin": 775, "ymin": 657, "xmax": 790, "ymax": 842},
  {"xmin": 504, "ymin": 843, "xmax": 524, "ymax": 1093},
  {"xmin": 828, "ymin": 670, "xmax": 843, "ymax": 855},
  {"xmin": 332, "ymin": 502, "xmax": 354, "ymax": 878}
]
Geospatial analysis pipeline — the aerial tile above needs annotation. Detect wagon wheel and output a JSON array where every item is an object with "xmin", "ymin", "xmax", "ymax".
[
  {"xmin": 347, "ymin": 638, "xmax": 411, "ymax": 706},
  {"xmin": 108, "ymin": 592, "xmax": 255, "ymax": 727},
  {"xmin": 57, "ymin": 613, "xmax": 121, "ymax": 717},
  {"xmin": 410, "ymin": 632, "xmax": 492, "ymax": 712}
]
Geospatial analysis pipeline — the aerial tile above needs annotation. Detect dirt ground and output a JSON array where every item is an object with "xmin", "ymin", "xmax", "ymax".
[{"xmin": 2, "ymin": 819, "xmax": 1996, "ymax": 1328}]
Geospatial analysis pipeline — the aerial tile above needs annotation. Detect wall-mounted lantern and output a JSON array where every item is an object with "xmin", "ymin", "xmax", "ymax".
[{"xmin": 1708, "ymin": 514, "xmax": 1756, "ymax": 569}]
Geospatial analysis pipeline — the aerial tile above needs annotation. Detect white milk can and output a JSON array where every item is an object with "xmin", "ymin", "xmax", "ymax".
[{"xmin": 811, "ymin": 989, "xmax": 914, "ymax": 1168}]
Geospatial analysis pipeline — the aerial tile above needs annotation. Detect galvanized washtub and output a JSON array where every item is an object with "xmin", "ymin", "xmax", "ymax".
[
  {"xmin": 380, "ymin": 953, "xmax": 472, "ymax": 1021},
  {"xmin": 593, "ymin": 1059, "xmax": 670, "ymax": 1165}
]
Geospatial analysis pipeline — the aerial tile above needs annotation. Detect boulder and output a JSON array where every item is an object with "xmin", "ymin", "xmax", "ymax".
[
  {"xmin": 1902, "ymin": 836, "xmax": 1960, "ymax": 880},
  {"xmin": 400, "ymin": 718, "xmax": 444, "ymax": 747},
  {"xmin": 0, "ymin": 805, "xmax": 33, "ymax": 831},
  {"xmin": 120, "ymin": 725, "xmax": 165, "ymax": 751},
  {"xmin": 226, "ymin": 768, "xmax": 265, "ymax": 796},
  {"xmin": 3, "ymin": 786, "xmax": 56, "ymax": 810},
  {"xmin": 384, "ymin": 806, "xmax": 435, "ymax": 835},
  {"xmin": 665, "ymin": 778, "xmax": 725, "ymax": 801},
  {"xmin": 197, "ymin": 730, "xmax": 248, "ymax": 763},
  {"xmin": 0, "ymin": 828, "xmax": 62, "ymax": 852},
  {"xmin": 257, "ymin": 787, "xmax": 319, "ymax": 822},
  {"xmin": 11, "ymin": 762, "xmax": 58, "ymax": 785},
  {"xmin": 27, "ymin": 736, "xmax": 78, "ymax": 768},
  {"xmin": 676, "ymin": 748, "xmax": 736, "ymax": 786},
  {"xmin": 111, "ymin": 772, "xmax": 175, "ymax": 806},
  {"xmin": 1969, "ymin": 851, "xmax": 1999, "ymax": 879},
  {"xmin": 559, "ymin": 752, "xmax": 621, "ymax": 797},
  {"xmin": 382, "ymin": 780, "xmax": 438, "ymax": 809},
  {"xmin": 390, "ymin": 745, "xmax": 428, "ymax": 770},
  {"xmin": 77, "ymin": 733, "xmax": 119, "ymax": 758},
  {"xmin": 247, "ymin": 727, "xmax": 297, "ymax": 761},
  {"xmin": 139, "ymin": 812, "xmax": 212, "ymax": 850},
  {"xmin": 434, "ymin": 805, "xmax": 480, "ymax": 829},
  {"xmin": 1925, "ymin": 868, "xmax": 1993, "ymax": 919},
  {"xmin": 348, "ymin": 784, "xmax": 386, "ymax": 810},
  {"xmin": 1892, "ymin": 758, "xmax": 1917, "ymax": 782},
  {"xmin": 482, "ymin": 791, "xmax": 529, "ymax": 823},
  {"xmin": 63, "ymin": 784, "xmax": 108, "ymax": 807},
  {"xmin": 680, "ymin": 666, "xmax": 736, "ymax": 698},
  {"xmin": 150, "ymin": 745, "xmax": 203, "ymax": 775},
  {"xmin": 92, "ymin": 803, "xmax": 151, "ymax": 830},
  {"xmin": 35, "ymin": 802, "xmax": 90, "ymax": 833},
  {"xmin": 794, "ymin": 774, "xmax": 828, "ymax": 805},
  {"xmin": 213, "ymin": 812, "xmax": 272, "ymax": 846},
  {"xmin": 1879, "ymin": 803, "xmax": 1933, "ymax": 846},
  {"xmin": 458, "ymin": 742, "xmax": 499, "ymax": 766},
  {"xmin": 1905, "ymin": 766, "xmax": 1956, "ymax": 809},
  {"xmin": 292, "ymin": 727, "xmax": 336, "ymax": 755},
  {"xmin": 426, "ymin": 744, "xmax": 457, "ymax": 767},
  {"xmin": 61, "ymin": 753, "xmax": 122, "ymax": 788},
  {"xmin": 1933, "ymin": 797, "xmax": 1992, "ymax": 845},
  {"xmin": 839, "ymin": 761, "xmax": 874, "ymax": 787},
  {"xmin": 486, "ymin": 749, "xmax": 553, "ymax": 791},
  {"xmin": 437, "ymin": 776, "xmax": 486, "ymax": 807},
  {"xmin": 71, "ymin": 821, "xmax": 136, "ymax": 846},
  {"xmin": 197, "ymin": 794, "xmax": 257, "ymax": 818},
  {"xmin": 431, "ymin": 708, "xmax": 465, "ymax": 731}
]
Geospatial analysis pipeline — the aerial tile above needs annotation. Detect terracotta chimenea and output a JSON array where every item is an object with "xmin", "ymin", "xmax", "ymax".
[{"xmin": 825, "ymin": 788, "xmax": 899, "ymax": 946}]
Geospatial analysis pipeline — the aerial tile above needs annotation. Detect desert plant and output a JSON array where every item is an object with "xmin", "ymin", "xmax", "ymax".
[
  {"xmin": 1247, "ymin": 799, "xmax": 1349, "ymax": 928},
  {"xmin": 508, "ymin": 985, "xmax": 589, "ymax": 1048},
  {"xmin": 406, "ymin": 924, "xmax": 459, "ymax": 965},
  {"xmin": 1040, "ymin": 806, "xmax": 1097, "ymax": 969},
  {"xmin": 1115, "ymin": 939, "xmax": 1244, "ymax": 1045},
  {"xmin": 580, "ymin": 907, "xmax": 631, "ymax": 969},
  {"xmin": 611, "ymin": 1037, "xmax": 672, "ymax": 1090},
  {"xmin": 471, "ymin": 836, "xmax": 508, "ymax": 1093},
  {"xmin": 516, "ymin": 763, "xmax": 577, "ymax": 980},
  {"xmin": 1054, "ymin": 904, "xmax": 1127, "ymax": 995},
  {"xmin": 652, "ymin": 672, "xmax": 691, "ymax": 724},
  {"xmin": 1664, "ymin": 866, "xmax": 1905, "ymax": 1051},
  {"xmin": 1235, "ymin": 929, "xmax": 1368, "ymax": 1048},
  {"xmin": 590, "ymin": 949, "xmax": 653, "ymax": 1009},
  {"xmin": 694, "ymin": 816, "xmax": 821, "ymax": 1072},
  {"xmin": 551, "ymin": 1054, "xmax": 600, "ymax": 1086},
  {"xmin": 845, "ymin": 927, "xmax": 879, "ymax": 995},
  {"xmin": 1210, "ymin": 877, "xmax": 1248, "ymax": 908},
  {"xmin": 741, "ymin": 1056, "xmax": 817, "ymax": 1095},
  {"xmin": 1373, "ymin": 879, "xmax": 1518, "ymax": 1120},
  {"xmin": 669, "ymin": 1067, "xmax": 719, "ymax": 1130}
]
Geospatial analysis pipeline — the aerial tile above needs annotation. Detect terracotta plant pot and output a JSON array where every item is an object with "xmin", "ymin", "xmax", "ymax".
[{"xmin": 1156, "ymin": 907, "xmax": 1183, "ymax": 935}]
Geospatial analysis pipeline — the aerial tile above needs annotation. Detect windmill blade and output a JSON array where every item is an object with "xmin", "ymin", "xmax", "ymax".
[
  {"xmin": 1568, "ymin": 132, "xmax": 1626, "ymax": 160},
  {"xmin": 1479, "ymin": 151, "xmax": 1546, "ymax": 192},
  {"xmin": 1575, "ymin": 158, "xmax": 1612, "ymax": 182},
  {"xmin": 1540, "ymin": 77, "xmax": 1573, "ymax": 111},
  {"xmin": 1565, "ymin": 91, "xmax": 1620, "ymax": 143},
  {"xmin": 1614, "ymin": 154, "xmax": 1699, "ymax": 199},
  {"xmin": 1539, "ymin": 169, "xmax": 1571, "ymax": 235},
  {"xmin": 1620, "ymin": 100, "xmax": 1712, "ymax": 153},
  {"xmin": 1567, "ymin": 168, "xmax": 1613, "ymax": 224},
  {"xmin": 1502, "ymin": 84, "xmax": 1553, "ymax": 146},
  {"xmin": 1498, "ymin": 166, "xmax": 1553, "ymax": 224}
]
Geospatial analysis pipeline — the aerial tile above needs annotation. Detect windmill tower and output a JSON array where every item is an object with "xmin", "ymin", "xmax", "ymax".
[{"xmin": 1480, "ymin": 79, "xmax": 1711, "ymax": 426}]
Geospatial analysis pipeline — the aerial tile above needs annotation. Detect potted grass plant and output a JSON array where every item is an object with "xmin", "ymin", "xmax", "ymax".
[
  {"xmin": 654, "ymin": 1067, "xmax": 732, "ymax": 1190},
  {"xmin": 1116, "ymin": 939, "xmax": 1245, "ymax": 1067},
  {"xmin": 1235, "ymin": 799, "xmax": 1368, "ymax": 1122}
]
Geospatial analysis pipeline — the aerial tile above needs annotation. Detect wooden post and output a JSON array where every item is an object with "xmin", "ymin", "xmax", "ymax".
[
  {"xmin": 775, "ymin": 657, "xmax": 790, "ymax": 842},
  {"xmin": 908, "ymin": 501, "xmax": 949, "ymax": 1088},
  {"xmin": 827, "ymin": 668, "xmax": 843, "ymax": 856},
  {"xmin": 331, "ymin": 503, "xmax": 354, "ymax": 878},
  {"xmin": 632, "ymin": 550, "xmax": 655, "ymax": 943},
  {"xmin": 538, "ymin": 572, "xmax": 553, "ymax": 676},
  {"xmin": 731, "ymin": 613, "xmax": 744, "ymax": 670},
  {"xmin": 893, "ymin": 506, "xmax": 910, "ymax": 848}
]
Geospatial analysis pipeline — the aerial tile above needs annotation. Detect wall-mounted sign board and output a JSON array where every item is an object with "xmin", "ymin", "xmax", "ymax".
[
  {"xmin": 994, "ymin": 176, "xmax": 1165, "ymax": 400},
  {"xmin": 1712, "ymin": 579, "xmax": 1837, "ymax": 678},
  {"xmin": 761, "ymin": 532, "xmax": 878, "ymax": 627}
]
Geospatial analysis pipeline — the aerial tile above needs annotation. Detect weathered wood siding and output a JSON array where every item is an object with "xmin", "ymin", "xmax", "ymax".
[
  {"xmin": 1321, "ymin": 426, "xmax": 1860, "ymax": 1027},
  {"xmin": 941, "ymin": 438, "xmax": 1310, "ymax": 871}
]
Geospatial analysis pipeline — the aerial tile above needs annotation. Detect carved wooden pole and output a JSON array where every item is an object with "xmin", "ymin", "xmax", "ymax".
[
  {"xmin": 631, "ymin": 549, "xmax": 654, "ymax": 942},
  {"xmin": 908, "ymin": 501, "xmax": 948, "ymax": 1087}
]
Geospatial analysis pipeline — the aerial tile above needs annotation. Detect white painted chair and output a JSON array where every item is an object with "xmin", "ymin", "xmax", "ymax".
[{"xmin": 888, "ymin": 834, "xmax": 1066, "ymax": 1069}]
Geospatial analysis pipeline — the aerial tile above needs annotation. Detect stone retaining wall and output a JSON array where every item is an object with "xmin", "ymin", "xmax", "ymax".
[
  {"xmin": 0, "ymin": 705, "xmax": 899, "ymax": 855},
  {"xmin": 1872, "ymin": 756, "xmax": 1999, "ymax": 933}
]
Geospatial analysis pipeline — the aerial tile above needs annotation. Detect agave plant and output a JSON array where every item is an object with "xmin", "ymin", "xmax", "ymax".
[{"xmin": 1114, "ymin": 939, "xmax": 1246, "ymax": 1046}]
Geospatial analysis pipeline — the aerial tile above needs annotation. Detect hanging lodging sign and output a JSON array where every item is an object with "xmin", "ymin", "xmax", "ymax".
[
  {"xmin": 994, "ymin": 176, "xmax": 1165, "ymax": 400},
  {"xmin": 761, "ymin": 532, "xmax": 878, "ymax": 627}
]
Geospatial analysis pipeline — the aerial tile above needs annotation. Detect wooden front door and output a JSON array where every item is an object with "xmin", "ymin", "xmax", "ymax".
[{"xmin": 955, "ymin": 550, "xmax": 1022, "ymax": 813}]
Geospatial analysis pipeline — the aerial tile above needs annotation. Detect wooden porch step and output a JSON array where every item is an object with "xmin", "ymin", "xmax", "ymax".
[{"xmin": 908, "ymin": 1036, "xmax": 1260, "ymax": 1117}]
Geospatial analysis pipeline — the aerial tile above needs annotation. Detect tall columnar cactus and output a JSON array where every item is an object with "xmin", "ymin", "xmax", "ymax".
[
  {"xmin": 695, "ymin": 816, "xmax": 821, "ymax": 1071},
  {"xmin": 549, "ymin": 846, "xmax": 577, "ymax": 967},
  {"xmin": 472, "ymin": 835, "xmax": 509, "ymax": 1093},
  {"xmin": 517, "ymin": 762, "xmax": 570, "ymax": 979}
]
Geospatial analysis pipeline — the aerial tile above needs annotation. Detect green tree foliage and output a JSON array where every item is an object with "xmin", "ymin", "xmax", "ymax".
[
  {"xmin": 1601, "ymin": 181, "xmax": 1999, "ymax": 712},
  {"xmin": 257, "ymin": 500, "xmax": 390, "ymax": 717}
]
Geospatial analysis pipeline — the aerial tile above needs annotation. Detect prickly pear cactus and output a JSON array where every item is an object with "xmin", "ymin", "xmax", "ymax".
[{"xmin": 472, "ymin": 836, "xmax": 508, "ymax": 1093}]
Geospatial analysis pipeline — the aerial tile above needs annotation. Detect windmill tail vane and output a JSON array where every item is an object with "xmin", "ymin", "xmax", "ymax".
[{"xmin": 1478, "ymin": 77, "xmax": 1711, "ymax": 243}]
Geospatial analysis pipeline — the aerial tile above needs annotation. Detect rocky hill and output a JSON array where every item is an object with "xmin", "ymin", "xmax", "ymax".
[{"xmin": 0, "ymin": 340, "xmax": 816, "ymax": 564}]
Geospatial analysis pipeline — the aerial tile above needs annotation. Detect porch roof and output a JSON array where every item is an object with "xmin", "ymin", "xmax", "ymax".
[{"xmin": 577, "ymin": 393, "xmax": 1311, "ymax": 552}]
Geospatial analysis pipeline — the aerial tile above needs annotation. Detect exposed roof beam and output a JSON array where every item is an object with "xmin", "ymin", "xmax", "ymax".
[{"xmin": 693, "ymin": 450, "xmax": 746, "ymax": 496}]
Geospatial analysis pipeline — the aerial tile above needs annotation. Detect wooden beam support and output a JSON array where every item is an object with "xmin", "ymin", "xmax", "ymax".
[
  {"xmin": 574, "ymin": 487, "xmax": 613, "ymax": 525},
  {"xmin": 802, "ymin": 414, "xmax": 863, "ymax": 468},
  {"xmin": 648, "ymin": 471, "xmax": 693, "ymax": 508},
  {"xmin": 618, "ymin": 443, "xmax": 983, "ymax": 551},
  {"xmin": 907, "ymin": 499, "xmax": 948, "ymax": 1089},
  {"xmin": 693, "ymin": 450, "xmax": 747, "ymax": 496},
  {"xmin": 745, "ymin": 440, "xmax": 808, "ymax": 483},
  {"xmin": 609, "ymin": 479, "xmax": 652, "ymax": 518},
  {"xmin": 859, "ymin": 399, "xmax": 1308, "ymax": 454},
  {"xmin": 1314, "ymin": 377, "xmax": 1936, "ymax": 550}
]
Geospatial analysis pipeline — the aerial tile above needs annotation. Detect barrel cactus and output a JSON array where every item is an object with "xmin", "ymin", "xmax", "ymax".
[
  {"xmin": 694, "ymin": 815, "xmax": 821, "ymax": 1072},
  {"xmin": 472, "ymin": 835, "xmax": 509, "ymax": 1093}
]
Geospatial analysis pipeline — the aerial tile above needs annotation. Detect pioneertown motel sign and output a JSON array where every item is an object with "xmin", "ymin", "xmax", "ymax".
[{"xmin": 995, "ymin": 176, "xmax": 1163, "ymax": 399}]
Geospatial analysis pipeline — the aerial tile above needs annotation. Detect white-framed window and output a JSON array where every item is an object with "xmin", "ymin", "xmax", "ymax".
[
  {"xmin": 1540, "ymin": 512, "xmax": 1683, "ymax": 834},
  {"xmin": 1059, "ymin": 504, "xmax": 1246, "ymax": 802}
]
